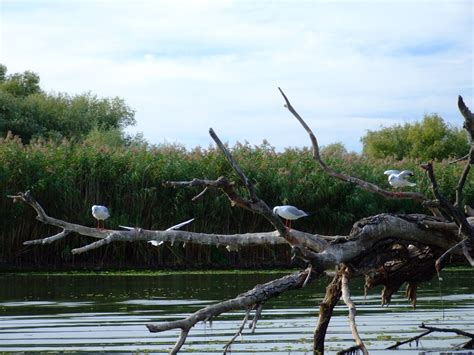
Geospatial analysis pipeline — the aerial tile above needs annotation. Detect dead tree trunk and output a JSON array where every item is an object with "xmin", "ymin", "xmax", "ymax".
[{"xmin": 8, "ymin": 91, "xmax": 473, "ymax": 354}]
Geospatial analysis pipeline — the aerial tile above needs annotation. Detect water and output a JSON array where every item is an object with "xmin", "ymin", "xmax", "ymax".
[{"xmin": 0, "ymin": 269, "xmax": 472, "ymax": 354}]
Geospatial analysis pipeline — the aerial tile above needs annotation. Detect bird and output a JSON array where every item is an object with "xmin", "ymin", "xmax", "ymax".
[
  {"xmin": 91, "ymin": 205, "xmax": 110, "ymax": 230},
  {"xmin": 273, "ymin": 205, "xmax": 308, "ymax": 229},
  {"xmin": 148, "ymin": 218, "xmax": 195, "ymax": 247},
  {"xmin": 383, "ymin": 170, "xmax": 416, "ymax": 189}
]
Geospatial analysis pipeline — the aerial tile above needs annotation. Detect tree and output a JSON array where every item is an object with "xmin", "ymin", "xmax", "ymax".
[
  {"xmin": 0, "ymin": 65, "xmax": 136, "ymax": 142},
  {"xmin": 7, "ymin": 91, "xmax": 474, "ymax": 354},
  {"xmin": 362, "ymin": 114, "xmax": 469, "ymax": 160}
]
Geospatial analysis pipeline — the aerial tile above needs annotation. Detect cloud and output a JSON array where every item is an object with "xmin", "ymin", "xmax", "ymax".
[{"xmin": 1, "ymin": 0, "xmax": 472, "ymax": 151}]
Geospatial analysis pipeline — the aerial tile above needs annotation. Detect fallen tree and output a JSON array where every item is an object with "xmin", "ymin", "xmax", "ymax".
[{"xmin": 8, "ymin": 90, "xmax": 473, "ymax": 354}]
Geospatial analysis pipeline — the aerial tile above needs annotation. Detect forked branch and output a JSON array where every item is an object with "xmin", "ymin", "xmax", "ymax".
[
  {"xmin": 278, "ymin": 87, "xmax": 429, "ymax": 203},
  {"xmin": 340, "ymin": 267, "xmax": 368, "ymax": 355},
  {"xmin": 146, "ymin": 269, "xmax": 313, "ymax": 354},
  {"xmin": 388, "ymin": 323, "xmax": 474, "ymax": 350}
]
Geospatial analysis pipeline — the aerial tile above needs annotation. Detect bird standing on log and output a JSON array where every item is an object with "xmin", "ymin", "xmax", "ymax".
[
  {"xmin": 92, "ymin": 205, "xmax": 110, "ymax": 230},
  {"xmin": 273, "ymin": 205, "xmax": 308, "ymax": 229}
]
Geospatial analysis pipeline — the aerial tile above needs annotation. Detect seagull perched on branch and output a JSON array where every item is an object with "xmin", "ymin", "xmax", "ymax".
[
  {"xmin": 91, "ymin": 205, "xmax": 110, "ymax": 230},
  {"xmin": 273, "ymin": 205, "xmax": 308, "ymax": 229},
  {"xmin": 383, "ymin": 170, "xmax": 416, "ymax": 189}
]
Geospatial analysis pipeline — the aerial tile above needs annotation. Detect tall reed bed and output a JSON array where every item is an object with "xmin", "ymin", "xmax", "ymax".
[{"xmin": 1, "ymin": 134, "xmax": 472, "ymax": 269}]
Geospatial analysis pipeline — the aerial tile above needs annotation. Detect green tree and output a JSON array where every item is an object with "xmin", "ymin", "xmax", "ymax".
[
  {"xmin": 361, "ymin": 114, "xmax": 469, "ymax": 160},
  {"xmin": 1, "ymin": 70, "xmax": 41, "ymax": 97},
  {"xmin": 0, "ymin": 65, "xmax": 136, "ymax": 142},
  {"xmin": 0, "ymin": 64, "xmax": 7, "ymax": 82}
]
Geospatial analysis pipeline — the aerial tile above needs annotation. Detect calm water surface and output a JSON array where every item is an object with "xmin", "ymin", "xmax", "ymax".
[{"xmin": 0, "ymin": 269, "xmax": 473, "ymax": 354}]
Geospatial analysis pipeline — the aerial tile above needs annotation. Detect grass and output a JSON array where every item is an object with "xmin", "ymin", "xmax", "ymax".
[{"xmin": 1, "ymin": 134, "xmax": 472, "ymax": 269}]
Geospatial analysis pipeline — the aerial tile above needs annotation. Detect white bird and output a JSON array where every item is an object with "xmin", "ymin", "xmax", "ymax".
[
  {"xmin": 91, "ymin": 205, "xmax": 110, "ymax": 230},
  {"xmin": 273, "ymin": 205, "xmax": 308, "ymax": 229},
  {"xmin": 148, "ymin": 218, "xmax": 195, "ymax": 247},
  {"xmin": 383, "ymin": 170, "xmax": 416, "ymax": 189}
]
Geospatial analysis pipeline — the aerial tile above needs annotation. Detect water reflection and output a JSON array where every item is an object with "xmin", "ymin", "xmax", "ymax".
[{"xmin": 0, "ymin": 269, "xmax": 472, "ymax": 353}]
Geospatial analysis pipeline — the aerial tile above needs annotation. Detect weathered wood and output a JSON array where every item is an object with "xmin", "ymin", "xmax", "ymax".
[
  {"xmin": 147, "ymin": 269, "xmax": 313, "ymax": 354},
  {"xmin": 341, "ymin": 267, "xmax": 368, "ymax": 354},
  {"xmin": 278, "ymin": 87, "xmax": 430, "ymax": 204},
  {"xmin": 388, "ymin": 323, "xmax": 474, "ymax": 350},
  {"xmin": 223, "ymin": 309, "xmax": 251, "ymax": 354},
  {"xmin": 314, "ymin": 272, "xmax": 343, "ymax": 353},
  {"xmin": 8, "ymin": 91, "xmax": 474, "ymax": 354}
]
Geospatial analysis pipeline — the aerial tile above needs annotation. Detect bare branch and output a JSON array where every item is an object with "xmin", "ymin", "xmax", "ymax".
[
  {"xmin": 435, "ymin": 239, "xmax": 466, "ymax": 272},
  {"xmin": 170, "ymin": 329, "xmax": 189, "ymax": 355},
  {"xmin": 23, "ymin": 230, "xmax": 71, "ymax": 245},
  {"xmin": 8, "ymin": 191, "xmax": 109, "ymax": 240},
  {"xmin": 250, "ymin": 303, "xmax": 263, "ymax": 333},
  {"xmin": 449, "ymin": 153, "xmax": 469, "ymax": 164},
  {"xmin": 455, "ymin": 147, "xmax": 472, "ymax": 207},
  {"xmin": 462, "ymin": 242, "xmax": 474, "ymax": 266},
  {"xmin": 341, "ymin": 267, "xmax": 368, "ymax": 355},
  {"xmin": 388, "ymin": 322, "xmax": 474, "ymax": 350},
  {"xmin": 458, "ymin": 95, "xmax": 474, "ymax": 140},
  {"xmin": 72, "ymin": 232, "xmax": 123, "ymax": 254},
  {"xmin": 209, "ymin": 128, "xmax": 258, "ymax": 201},
  {"xmin": 314, "ymin": 271, "xmax": 343, "ymax": 353},
  {"xmin": 11, "ymin": 189, "xmax": 464, "ymax": 273},
  {"xmin": 387, "ymin": 329, "xmax": 431, "ymax": 350},
  {"xmin": 223, "ymin": 308, "xmax": 250, "ymax": 354},
  {"xmin": 278, "ymin": 88, "xmax": 429, "ymax": 203},
  {"xmin": 422, "ymin": 162, "xmax": 474, "ymax": 243},
  {"xmin": 191, "ymin": 186, "xmax": 209, "ymax": 201},
  {"xmin": 421, "ymin": 220, "xmax": 458, "ymax": 232},
  {"xmin": 147, "ymin": 269, "xmax": 314, "ymax": 347}
]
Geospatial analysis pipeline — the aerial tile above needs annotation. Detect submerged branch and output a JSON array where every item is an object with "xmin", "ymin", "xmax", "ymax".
[
  {"xmin": 388, "ymin": 323, "xmax": 474, "ymax": 350},
  {"xmin": 341, "ymin": 268, "xmax": 368, "ymax": 355},
  {"xmin": 147, "ymin": 269, "xmax": 314, "ymax": 353},
  {"xmin": 223, "ymin": 308, "xmax": 251, "ymax": 354}
]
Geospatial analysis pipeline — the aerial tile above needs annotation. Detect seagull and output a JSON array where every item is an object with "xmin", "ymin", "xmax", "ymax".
[
  {"xmin": 148, "ymin": 218, "xmax": 195, "ymax": 247},
  {"xmin": 273, "ymin": 205, "xmax": 308, "ymax": 229},
  {"xmin": 383, "ymin": 170, "xmax": 416, "ymax": 189},
  {"xmin": 91, "ymin": 205, "xmax": 110, "ymax": 230}
]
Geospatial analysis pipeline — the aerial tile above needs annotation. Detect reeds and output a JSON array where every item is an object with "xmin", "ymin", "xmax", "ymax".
[{"xmin": 1, "ymin": 134, "xmax": 471, "ymax": 269}]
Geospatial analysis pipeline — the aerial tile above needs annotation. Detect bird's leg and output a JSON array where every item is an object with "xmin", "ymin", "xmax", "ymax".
[
  {"xmin": 96, "ymin": 220, "xmax": 99, "ymax": 230},
  {"xmin": 288, "ymin": 220, "xmax": 292, "ymax": 230}
]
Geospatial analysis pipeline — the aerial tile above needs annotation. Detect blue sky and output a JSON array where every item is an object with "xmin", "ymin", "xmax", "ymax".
[{"xmin": 1, "ymin": 0, "xmax": 472, "ymax": 151}]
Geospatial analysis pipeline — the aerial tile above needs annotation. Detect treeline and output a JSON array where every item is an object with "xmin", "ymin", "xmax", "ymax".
[
  {"xmin": 0, "ymin": 64, "xmax": 136, "ymax": 144},
  {"xmin": 1, "ymin": 135, "xmax": 472, "ymax": 269},
  {"xmin": 0, "ymin": 65, "xmax": 471, "ymax": 269}
]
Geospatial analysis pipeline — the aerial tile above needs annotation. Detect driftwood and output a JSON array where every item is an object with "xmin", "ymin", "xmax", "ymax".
[
  {"xmin": 387, "ymin": 323, "xmax": 474, "ymax": 350},
  {"xmin": 8, "ymin": 91, "xmax": 473, "ymax": 354}
]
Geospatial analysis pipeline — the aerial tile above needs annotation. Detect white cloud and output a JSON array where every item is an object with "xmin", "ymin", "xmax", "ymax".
[{"xmin": 1, "ymin": 0, "xmax": 472, "ymax": 151}]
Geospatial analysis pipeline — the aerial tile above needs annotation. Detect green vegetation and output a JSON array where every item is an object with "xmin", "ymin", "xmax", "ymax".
[
  {"xmin": 0, "ymin": 65, "xmax": 472, "ymax": 270},
  {"xmin": 361, "ymin": 114, "xmax": 469, "ymax": 160},
  {"xmin": 0, "ymin": 64, "xmax": 135, "ymax": 143},
  {"xmin": 0, "ymin": 135, "xmax": 472, "ymax": 269}
]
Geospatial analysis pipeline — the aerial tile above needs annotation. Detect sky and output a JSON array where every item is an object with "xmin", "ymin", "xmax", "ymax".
[{"xmin": 0, "ymin": 0, "xmax": 472, "ymax": 151}]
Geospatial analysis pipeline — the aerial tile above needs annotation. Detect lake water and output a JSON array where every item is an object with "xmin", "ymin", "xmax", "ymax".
[{"xmin": 0, "ymin": 269, "xmax": 473, "ymax": 354}]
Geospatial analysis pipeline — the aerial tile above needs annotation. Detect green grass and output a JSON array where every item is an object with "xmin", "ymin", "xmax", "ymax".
[{"xmin": 1, "ymin": 134, "xmax": 472, "ymax": 269}]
